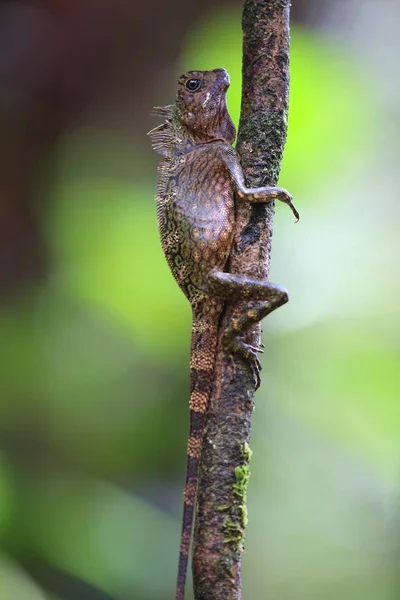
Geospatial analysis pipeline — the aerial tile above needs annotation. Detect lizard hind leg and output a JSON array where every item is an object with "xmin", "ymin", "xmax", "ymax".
[{"xmin": 204, "ymin": 269, "xmax": 289, "ymax": 389}]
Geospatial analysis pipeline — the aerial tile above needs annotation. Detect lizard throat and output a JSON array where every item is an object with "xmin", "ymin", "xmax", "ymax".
[{"xmin": 148, "ymin": 100, "xmax": 236, "ymax": 158}]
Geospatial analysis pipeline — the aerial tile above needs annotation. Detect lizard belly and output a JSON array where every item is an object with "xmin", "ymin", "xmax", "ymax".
[{"xmin": 159, "ymin": 190, "xmax": 234, "ymax": 301}]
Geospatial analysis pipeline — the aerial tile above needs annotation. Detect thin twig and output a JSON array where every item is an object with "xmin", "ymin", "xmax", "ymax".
[{"xmin": 192, "ymin": 1, "xmax": 291, "ymax": 598}]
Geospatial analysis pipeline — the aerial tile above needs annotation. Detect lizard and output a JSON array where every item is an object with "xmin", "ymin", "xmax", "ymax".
[{"xmin": 148, "ymin": 68, "xmax": 299, "ymax": 600}]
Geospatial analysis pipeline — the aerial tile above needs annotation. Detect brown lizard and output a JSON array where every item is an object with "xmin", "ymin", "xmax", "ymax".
[{"xmin": 148, "ymin": 68, "xmax": 298, "ymax": 600}]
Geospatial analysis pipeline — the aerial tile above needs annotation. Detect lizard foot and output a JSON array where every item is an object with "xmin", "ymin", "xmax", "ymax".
[
  {"xmin": 224, "ymin": 338, "xmax": 263, "ymax": 390},
  {"xmin": 273, "ymin": 188, "xmax": 300, "ymax": 222}
]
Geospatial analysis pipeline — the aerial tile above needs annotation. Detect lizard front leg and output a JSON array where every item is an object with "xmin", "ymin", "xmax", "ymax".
[
  {"xmin": 204, "ymin": 270, "xmax": 288, "ymax": 387},
  {"xmin": 221, "ymin": 148, "xmax": 300, "ymax": 221}
]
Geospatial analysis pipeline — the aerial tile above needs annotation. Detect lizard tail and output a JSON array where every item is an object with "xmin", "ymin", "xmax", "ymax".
[{"xmin": 176, "ymin": 313, "xmax": 219, "ymax": 600}]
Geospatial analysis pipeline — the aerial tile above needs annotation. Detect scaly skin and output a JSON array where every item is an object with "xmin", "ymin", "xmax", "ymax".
[{"xmin": 148, "ymin": 68, "xmax": 299, "ymax": 600}]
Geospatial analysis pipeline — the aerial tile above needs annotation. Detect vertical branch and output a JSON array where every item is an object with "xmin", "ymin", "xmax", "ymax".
[{"xmin": 192, "ymin": 1, "xmax": 291, "ymax": 599}]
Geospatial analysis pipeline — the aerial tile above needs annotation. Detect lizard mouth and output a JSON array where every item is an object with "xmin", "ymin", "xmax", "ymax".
[
  {"xmin": 217, "ymin": 75, "xmax": 230, "ymax": 94},
  {"xmin": 212, "ymin": 81, "xmax": 229, "ymax": 109},
  {"xmin": 208, "ymin": 69, "xmax": 230, "ymax": 98},
  {"xmin": 202, "ymin": 77, "xmax": 229, "ymax": 112}
]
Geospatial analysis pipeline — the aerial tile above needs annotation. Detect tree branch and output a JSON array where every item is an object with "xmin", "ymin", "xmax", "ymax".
[{"xmin": 192, "ymin": 1, "xmax": 291, "ymax": 598}]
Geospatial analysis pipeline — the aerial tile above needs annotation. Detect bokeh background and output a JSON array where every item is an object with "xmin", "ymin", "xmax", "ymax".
[{"xmin": 0, "ymin": 0, "xmax": 399, "ymax": 598}]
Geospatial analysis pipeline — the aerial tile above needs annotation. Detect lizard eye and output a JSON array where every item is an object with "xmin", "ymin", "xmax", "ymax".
[{"xmin": 185, "ymin": 78, "xmax": 201, "ymax": 92}]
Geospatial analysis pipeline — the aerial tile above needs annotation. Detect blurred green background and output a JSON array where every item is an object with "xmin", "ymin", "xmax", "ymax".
[{"xmin": 0, "ymin": 1, "xmax": 399, "ymax": 599}]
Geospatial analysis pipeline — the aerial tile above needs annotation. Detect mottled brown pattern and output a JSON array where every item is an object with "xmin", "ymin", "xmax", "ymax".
[
  {"xmin": 184, "ymin": 481, "xmax": 197, "ymax": 506},
  {"xmin": 187, "ymin": 434, "xmax": 203, "ymax": 459},
  {"xmin": 149, "ymin": 68, "xmax": 298, "ymax": 600},
  {"xmin": 180, "ymin": 530, "xmax": 191, "ymax": 556},
  {"xmin": 188, "ymin": 391, "xmax": 208, "ymax": 413}
]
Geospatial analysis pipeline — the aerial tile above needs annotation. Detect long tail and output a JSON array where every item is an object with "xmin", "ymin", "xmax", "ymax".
[{"xmin": 176, "ymin": 314, "xmax": 219, "ymax": 600}]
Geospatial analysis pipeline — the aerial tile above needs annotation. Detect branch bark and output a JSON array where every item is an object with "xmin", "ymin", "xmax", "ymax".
[{"xmin": 192, "ymin": 1, "xmax": 291, "ymax": 598}]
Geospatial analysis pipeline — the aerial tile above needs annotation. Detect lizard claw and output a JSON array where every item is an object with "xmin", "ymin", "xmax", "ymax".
[
  {"xmin": 243, "ymin": 343, "xmax": 262, "ymax": 390},
  {"xmin": 246, "ymin": 343, "xmax": 264, "ymax": 354},
  {"xmin": 283, "ymin": 196, "xmax": 300, "ymax": 223},
  {"xmin": 227, "ymin": 352, "xmax": 236, "ymax": 384},
  {"xmin": 224, "ymin": 337, "xmax": 263, "ymax": 390},
  {"xmin": 275, "ymin": 188, "xmax": 300, "ymax": 222},
  {"xmin": 289, "ymin": 200, "xmax": 300, "ymax": 223}
]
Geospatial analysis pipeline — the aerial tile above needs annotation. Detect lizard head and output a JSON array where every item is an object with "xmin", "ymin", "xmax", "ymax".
[{"xmin": 176, "ymin": 68, "xmax": 236, "ymax": 145}]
